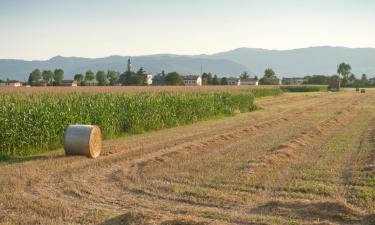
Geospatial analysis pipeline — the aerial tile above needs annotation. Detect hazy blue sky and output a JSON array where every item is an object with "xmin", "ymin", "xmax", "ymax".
[{"xmin": 1, "ymin": 0, "xmax": 374, "ymax": 60}]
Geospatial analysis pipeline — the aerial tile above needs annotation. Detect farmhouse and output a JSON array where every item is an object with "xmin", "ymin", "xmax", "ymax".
[
  {"xmin": 146, "ymin": 75, "xmax": 153, "ymax": 85},
  {"xmin": 282, "ymin": 77, "xmax": 305, "ymax": 85},
  {"xmin": 0, "ymin": 80, "xmax": 23, "ymax": 87},
  {"xmin": 61, "ymin": 80, "xmax": 78, "ymax": 87},
  {"xmin": 240, "ymin": 78, "xmax": 259, "ymax": 86},
  {"xmin": 227, "ymin": 78, "xmax": 241, "ymax": 86},
  {"xmin": 369, "ymin": 77, "xmax": 375, "ymax": 84},
  {"xmin": 182, "ymin": 75, "xmax": 202, "ymax": 86}
]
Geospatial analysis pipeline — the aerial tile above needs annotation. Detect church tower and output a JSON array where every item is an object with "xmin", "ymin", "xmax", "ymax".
[{"xmin": 127, "ymin": 57, "xmax": 132, "ymax": 72}]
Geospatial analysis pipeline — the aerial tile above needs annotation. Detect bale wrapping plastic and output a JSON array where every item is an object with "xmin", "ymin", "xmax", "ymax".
[{"xmin": 64, "ymin": 125, "xmax": 102, "ymax": 158}]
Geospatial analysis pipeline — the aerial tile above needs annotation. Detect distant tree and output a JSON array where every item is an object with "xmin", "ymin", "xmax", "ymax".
[
  {"xmin": 130, "ymin": 75, "xmax": 146, "ymax": 86},
  {"xmin": 53, "ymin": 69, "xmax": 64, "ymax": 85},
  {"xmin": 361, "ymin": 74, "xmax": 368, "ymax": 82},
  {"xmin": 264, "ymin": 68, "xmax": 276, "ymax": 78},
  {"xmin": 107, "ymin": 70, "xmax": 119, "ymax": 86},
  {"xmin": 96, "ymin": 70, "xmax": 107, "ymax": 86},
  {"xmin": 85, "ymin": 70, "xmax": 95, "ymax": 85},
  {"xmin": 165, "ymin": 72, "xmax": 182, "ymax": 85},
  {"xmin": 119, "ymin": 70, "xmax": 135, "ymax": 86},
  {"xmin": 259, "ymin": 68, "xmax": 278, "ymax": 85},
  {"xmin": 201, "ymin": 72, "xmax": 214, "ymax": 85},
  {"xmin": 240, "ymin": 71, "xmax": 250, "ymax": 79},
  {"xmin": 28, "ymin": 69, "xmax": 42, "ymax": 85},
  {"xmin": 74, "ymin": 74, "xmax": 84, "ymax": 85},
  {"xmin": 212, "ymin": 75, "xmax": 219, "ymax": 85},
  {"xmin": 42, "ymin": 70, "xmax": 54, "ymax": 85},
  {"xmin": 135, "ymin": 67, "xmax": 148, "ymax": 85},
  {"xmin": 220, "ymin": 77, "xmax": 228, "ymax": 85},
  {"xmin": 304, "ymin": 75, "xmax": 331, "ymax": 85},
  {"xmin": 0, "ymin": 79, "xmax": 3, "ymax": 83},
  {"xmin": 337, "ymin": 63, "xmax": 351, "ymax": 86},
  {"xmin": 136, "ymin": 67, "xmax": 147, "ymax": 76}
]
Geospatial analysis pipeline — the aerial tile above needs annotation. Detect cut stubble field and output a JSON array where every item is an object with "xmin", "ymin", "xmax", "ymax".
[{"xmin": 0, "ymin": 90, "xmax": 375, "ymax": 225}]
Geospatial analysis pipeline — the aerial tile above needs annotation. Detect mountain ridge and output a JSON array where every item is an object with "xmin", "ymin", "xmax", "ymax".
[{"xmin": 1, "ymin": 46, "xmax": 375, "ymax": 81}]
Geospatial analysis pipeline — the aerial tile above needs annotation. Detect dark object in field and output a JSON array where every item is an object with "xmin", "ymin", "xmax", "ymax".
[
  {"xmin": 356, "ymin": 87, "xmax": 360, "ymax": 93},
  {"xmin": 64, "ymin": 125, "xmax": 102, "ymax": 158},
  {"xmin": 361, "ymin": 89, "xmax": 366, "ymax": 93},
  {"xmin": 328, "ymin": 80, "xmax": 340, "ymax": 92}
]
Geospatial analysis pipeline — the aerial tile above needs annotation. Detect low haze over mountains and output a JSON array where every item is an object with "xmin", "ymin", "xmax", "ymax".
[{"xmin": 1, "ymin": 46, "xmax": 375, "ymax": 81}]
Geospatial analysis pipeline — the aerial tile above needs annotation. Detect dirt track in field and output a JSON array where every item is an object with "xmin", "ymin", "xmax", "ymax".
[{"xmin": 1, "ymin": 91, "xmax": 375, "ymax": 225}]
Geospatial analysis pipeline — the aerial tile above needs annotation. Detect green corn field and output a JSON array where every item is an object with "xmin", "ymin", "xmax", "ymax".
[{"xmin": 0, "ymin": 91, "xmax": 263, "ymax": 158}]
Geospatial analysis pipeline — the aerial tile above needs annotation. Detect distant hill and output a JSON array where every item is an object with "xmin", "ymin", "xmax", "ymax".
[
  {"xmin": 0, "ymin": 55, "xmax": 247, "ymax": 81},
  {"xmin": 1, "ymin": 46, "xmax": 375, "ymax": 81},
  {"xmin": 210, "ymin": 46, "xmax": 375, "ymax": 77}
]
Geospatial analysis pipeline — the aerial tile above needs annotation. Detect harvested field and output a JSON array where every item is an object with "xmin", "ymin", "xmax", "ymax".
[{"xmin": 0, "ymin": 90, "xmax": 375, "ymax": 224}]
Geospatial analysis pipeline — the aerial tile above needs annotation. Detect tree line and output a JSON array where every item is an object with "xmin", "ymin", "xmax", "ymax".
[{"xmin": 21, "ymin": 62, "xmax": 375, "ymax": 87}]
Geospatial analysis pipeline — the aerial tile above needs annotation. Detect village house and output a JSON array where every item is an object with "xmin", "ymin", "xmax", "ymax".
[
  {"xmin": 61, "ymin": 80, "xmax": 78, "ymax": 87},
  {"xmin": 227, "ymin": 78, "xmax": 241, "ymax": 86},
  {"xmin": 369, "ymin": 77, "xmax": 375, "ymax": 84},
  {"xmin": 282, "ymin": 77, "xmax": 305, "ymax": 85},
  {"xmin": 146, "ymin": 74, "xmax": 153, "ymax": 85},
  {"xmin": 182, "ymin": 75, "xmax": 202, "ymax": 86},
  {"xmin": 240, "ymin": 78, "xmax": 259, "ymax": 86},
  {"xmin": 0, "ymin": 80, "xmax": 23, "ymax": 87}
]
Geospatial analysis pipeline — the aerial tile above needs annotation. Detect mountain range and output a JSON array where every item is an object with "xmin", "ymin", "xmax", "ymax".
[{"xmin": 1, "ymin": 46, "xmax": 375, "ymax": 81}]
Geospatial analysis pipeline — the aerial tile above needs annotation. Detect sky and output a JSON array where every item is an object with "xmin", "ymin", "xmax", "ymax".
[{"xmin": 0, "ymin": 0, "xmax": 375, "ymax": 60}]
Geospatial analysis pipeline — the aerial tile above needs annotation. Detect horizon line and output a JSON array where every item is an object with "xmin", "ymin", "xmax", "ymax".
[{"xmin": 2, "ymin": 45, "xmax": 375, "ymax": 61}]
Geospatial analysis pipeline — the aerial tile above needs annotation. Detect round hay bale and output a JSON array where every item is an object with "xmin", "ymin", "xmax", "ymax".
[{"xmin": 64, "ymin": 125, "xmax": 102, "ymax": 158}]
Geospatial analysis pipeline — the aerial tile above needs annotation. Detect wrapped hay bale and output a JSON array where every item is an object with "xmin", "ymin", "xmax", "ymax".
[{"xmin": 64, "ymin": 125, "xmax": 102, "ymax": 158}]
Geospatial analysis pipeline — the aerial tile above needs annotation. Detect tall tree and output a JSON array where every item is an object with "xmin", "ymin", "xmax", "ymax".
[
  {"xmin": 220, "ymin": 77, "xmax": 228, "ymax": 85},
  {"xmin": 135, "ymin": 67, "xmax": 147, "ymax": 85},
  {"xmin": 85, "ymin": 70, "xmax": 95, "ymax": 85},
  {"xmin": 212, "ymin": 75, "xmax": 219, "ymax": 85},
  {"xmin": 28, "ymin": 69, "xmax": 41, "ymax": 85},
  {"xmin": 107, "ymin": 70, "xmax": 119, "ymax": 86},
  {"xmin": 136, "ymin": 67, "xmax": 147, "ymax": 76},
  {"xmin": 361, "ymin": 74, "xmax": 368, "ymax": 82},
  {"xmin": 264, "ymin": 68, "xmax": 276, "ymax": 78},
  {"xmin": 74, "ymin": 74, "xmax": 84, "ymax": 85},
  {"xmin": 96, "ymin": 70, "xmax": 107, "ymax": 86},
  {"xmin": 53, "ymin": 69, "xmax": 64, "ymax": 85},
  {"xmin": 337, "ymin": 63, "xmax": 351, "ymax": 86},
  {"xmin": 240, "ymin": 71, "xmax": 250, "ymax": 79},
  {"xmin": 165, "ymin": 72, "xmax": 182, "ymax": 85},
  {"xmin": 42, "ymin": 70, "xmax": 54, "ymax": 85}
]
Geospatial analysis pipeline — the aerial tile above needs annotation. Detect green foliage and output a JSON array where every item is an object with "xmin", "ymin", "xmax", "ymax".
[
  {"xmin": 74, "ymin": 74, "xmax": 84, "ymax": 85},
  {"xmin": 220, "ymin": 77, "xmax": 228, "ymax": 85},
  {"xmin": 212, "ymin": 75, "xmax": 219, "ymax": 85},
  {"xmin": 244, "ymin": 87, "xmax": 283, "ymax": 97},
  {"xmin": 0, "ymin": 92, "xmax": 257, "ymax": 157},
  {"xmin": 107, "ymin": 70, "xmax": 119, "ymax": 86},
  {"xmin": 165, "ymin": 72, "xmax": 183, "ymax": 85},
  {"xmin": 202, "ymin": 72, "xmax": 213, "ymax": 85},
  {"xmin": 264, "ymin": 68, "xmax": 276, "ymax": 78},
  {"xmin": 85, "ymin": 70, "xmax": 95, "ymax": 85},
  {"xmin": 42, "ymin": 70, "xmax": 54, "ymax": 85},
  {"xmin": 281, "ymin": 85, "xmax": 328, "ymax": 92},
  {"xmin": 337, "ymin": 63, "xmax": 352, "ymax": 86},
  {"xmin": 240, "ymin": 71, "xmax": 250, "ymax": 79},
  {"xmin": 28, "ymin": 69, "xmax": 41, "ymax": 84},
  {"xmin": 337, "ymin": 63, "xmax": 351, "ymax": 77},
  {"xmin": 96, "ymin": 70, "xmax": 107, "ymax": 86},
  {"xmin": 53, "ymin": 69, "xmax": 64, "ymax": 85}
]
